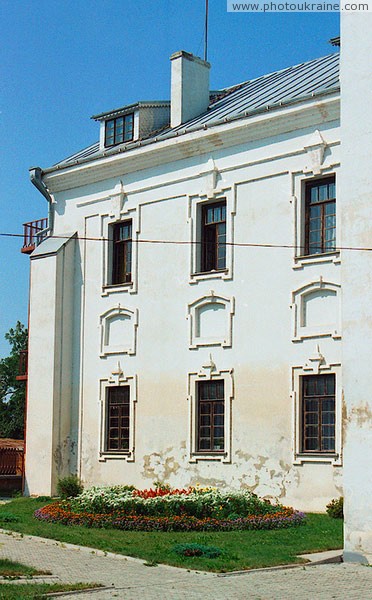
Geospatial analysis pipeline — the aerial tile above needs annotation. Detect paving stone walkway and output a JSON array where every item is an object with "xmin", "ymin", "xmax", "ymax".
[{"xmin": 1, "ymin": 530, "xmax": 372, "ymax": 599}]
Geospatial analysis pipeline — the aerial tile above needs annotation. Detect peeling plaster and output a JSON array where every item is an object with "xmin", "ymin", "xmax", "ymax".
[
  {"xmin": 348, "ymin": 403, "xmax": 372, "ymax": 428},
  {"xmin": 142, "ymin": 450, "xmax": 180, "ymax": 483}
]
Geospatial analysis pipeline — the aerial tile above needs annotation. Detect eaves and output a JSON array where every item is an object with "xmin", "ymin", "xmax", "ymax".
[{"xmin": 43, "ymin": 92, "xmax": 340, "ymax": 194}]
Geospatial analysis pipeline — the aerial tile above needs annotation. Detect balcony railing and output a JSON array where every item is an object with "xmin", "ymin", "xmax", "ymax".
[
  {"xmin": 0, "ymin": 447, "xmax": 24, "ymax": 476},
  {"xmin": 21, "ymin": 218, "xmax": 48, "ymax": 254},
  {"xmin": 16, "ymin": 350, "xmax": 28, "ymax": 381}
]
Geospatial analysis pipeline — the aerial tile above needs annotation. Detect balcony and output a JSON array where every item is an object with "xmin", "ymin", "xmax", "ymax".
[
  {"xmin": 21, "ymin": 218, "xmax": 48, "ymax": 254},
  {"xmin": 16, "ymin": 350, "xmax": 28, "ymax": 381}
]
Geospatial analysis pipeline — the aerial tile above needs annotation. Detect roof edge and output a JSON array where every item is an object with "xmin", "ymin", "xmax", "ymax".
[{"xmin": 92, "ymin": 101, "xmax": 170, "ymax": 121}]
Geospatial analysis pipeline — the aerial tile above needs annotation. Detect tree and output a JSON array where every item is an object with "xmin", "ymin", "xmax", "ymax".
[{"xmin": 0, "ymin": 322, "xmax": 28, "ymax": 439}]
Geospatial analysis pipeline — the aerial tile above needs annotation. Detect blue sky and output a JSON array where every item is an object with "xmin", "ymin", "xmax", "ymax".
[{"xmin": 0, "ymin": 0, "xmax": 339, "ymax": 357}]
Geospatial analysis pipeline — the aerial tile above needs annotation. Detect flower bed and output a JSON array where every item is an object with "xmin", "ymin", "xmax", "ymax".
[
  {"xmin": 34, "ymin": 485, "xmax": 305, "ymax": 531},
  {"xmin": 66, "ymin": 485, "xmax": 286, "ymax": 519},
  {"xmin": 34, "ymin": 502, "xmax": 305, "ymax": 531}
]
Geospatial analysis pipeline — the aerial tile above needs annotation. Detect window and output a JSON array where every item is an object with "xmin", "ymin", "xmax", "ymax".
[
  {"xmin": 302, "ymin": 374, "xmax": 335, "ymax": 453},
  {"xmin": 197, "ymin": 380, "xmax": 224, "ymax": 452},
  {"xmin": 112, "ymin": 221, "xmax": 132, "ymax": 284},
  {"xmin": 105, "ymin": 114, "xmax": 134, "ymax": 147},
  {"xmin": 106, "ymin": 386, "xmax": 130, "ymax": 452},
  {"xmin": 201, "ymin": 201, "xmax": 226, "ymax": 272},
  {"xmin": 305, "ymin": 177, "xmax": 336, "ymax": 255}
]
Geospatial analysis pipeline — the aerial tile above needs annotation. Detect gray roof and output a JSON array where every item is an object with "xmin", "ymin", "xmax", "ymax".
[
  {"xmin": 91, "ymin": 101, "xmax": 170, "ymax": 121},
  {"xmin": 52, "ymin": 52, "xmax": 339, "ymax": 170}
]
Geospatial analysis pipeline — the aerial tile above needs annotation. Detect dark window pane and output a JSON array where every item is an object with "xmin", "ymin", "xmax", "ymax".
[
  {"xmin": 305, "ymin": 437, "xmax": 318, "ymax": 451},
  {"xmin": 310, "ymin": 186, "xmax": 319, "ymax": 203},
  {"xmin": 105, "ymin": 114, "xmax": 134, "ymax": 147},
  {"xmin": 306, "ymin": 177, "xmax": 336, "ymax": 255},
  {"xmin": 302, "ymin": 375, "xmax": 335, "ymax": 453},
  {"xmin": 201, "ymin": 201, "xmax": 226, "ymax": 272},
  {"xmin": 305, "ymin": 399, "xmax": 318, "ymax": 412},
  {"xmin": 107, "ymin": 386, "xmax": 130, "ymax": 452},
  {"xmin": 319, "ymin": 184, "xmax": 329, "ymax": 201},
  {"xmin": 198, "ymin": 381, "xmax": 224, "ymax": 452},
  {"xmin": 112, "ymin": 221, "xmax": 132, "ymax": 284}
]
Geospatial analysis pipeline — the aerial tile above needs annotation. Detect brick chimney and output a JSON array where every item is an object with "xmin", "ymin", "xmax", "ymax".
[{"xmin": 170, "ymin": 51, "xmax": 210, "ymax": 128}]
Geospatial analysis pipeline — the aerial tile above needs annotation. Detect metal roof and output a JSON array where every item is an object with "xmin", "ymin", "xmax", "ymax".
[
  {"xmin": 91, "ymin": 101, "xmax": 170, "ymax": 121},
  {"xmin": 52, "ymin": 52, "xmax": 339, "ymax": 170}
]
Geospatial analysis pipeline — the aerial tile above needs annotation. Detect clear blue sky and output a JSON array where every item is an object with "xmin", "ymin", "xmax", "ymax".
[{"xmin": 0, "ymin": 0, "xmax": 339, "ymax": 357}]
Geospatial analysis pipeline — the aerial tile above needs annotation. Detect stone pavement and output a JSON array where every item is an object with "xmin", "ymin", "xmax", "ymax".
[{"xmin": 1, "ymin": 530, "xmax": 372, "ymax": 599}]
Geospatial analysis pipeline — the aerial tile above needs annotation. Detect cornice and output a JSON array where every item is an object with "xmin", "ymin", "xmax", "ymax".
[{"xmin": 43, "ymin": 94, "xmax": 340, "ymax": 193}]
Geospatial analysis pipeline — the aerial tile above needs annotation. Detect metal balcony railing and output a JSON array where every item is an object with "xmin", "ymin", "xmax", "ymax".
[
  {"xmin": 21, "ymin": 218, "xmax": 48, "ymax": 254},
  {"xmin": 0, "ymin": 448, "xmax": 24, "ymax": 476},
  {"xmin": 16, "ymin": 350, "xmax": 28, "ymax": 381}
]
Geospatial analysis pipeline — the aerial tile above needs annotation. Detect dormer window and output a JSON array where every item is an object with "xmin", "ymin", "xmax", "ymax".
[{"xmin": 105, "ymin": 114, "xmax": 134, "ymax": 147}]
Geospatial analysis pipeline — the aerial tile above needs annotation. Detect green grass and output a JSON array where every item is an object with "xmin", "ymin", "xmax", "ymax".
[
  {"xmin": 0, "ymin": 498, "xmax": 343, "ymax": 572},
  {"xmin": 0, "ymin": 558, "xmax": 48, "ymax": 578},
  {"xmin": 0, "ymin": 583, "xmax": 101, "ymax": 599}
]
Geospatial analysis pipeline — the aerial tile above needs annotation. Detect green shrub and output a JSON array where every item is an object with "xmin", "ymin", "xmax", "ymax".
[
  {"xmin": 326, "ymin": 497, "xmax": 343, "ymax": 519},
  {"xmin": 173, "ymin": 543, "xmax": 222, "ymax": 558},
  {"xmin": 57, "ymin": 475, "xmax": 83, "ymax": 499}
]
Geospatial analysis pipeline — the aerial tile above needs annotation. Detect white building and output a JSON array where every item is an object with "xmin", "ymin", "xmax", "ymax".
[
  {"xmin": 340, "ymin": 14, "xmax": 372, "ymax": 565},
  {"xmin": 24, "ymin": 45, "xmax": 344, "ymax": 515}
]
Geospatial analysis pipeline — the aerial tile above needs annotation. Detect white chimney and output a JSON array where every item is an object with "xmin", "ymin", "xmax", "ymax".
[{"xmin": 170, "ymin": 51, "xmax": 210, "ymax": 128}]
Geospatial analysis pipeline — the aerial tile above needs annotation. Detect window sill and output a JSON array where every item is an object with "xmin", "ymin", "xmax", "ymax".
[
  {"xmin": 292, "ymin": 330, "xmax": 342, "ymax": 343},
  {"xmin": 189, "ymin": 340, "xmax": 231, "ymax": 349},
  {"xmin": 102, "ymin": 282, "xmax": 133, "ymax": 296},
  {"xmin": 99, "ymin": 451, "xmax": 133, "ymax": 462},
  {"xmin": 189, "ymin": 451, "xmax": 229, "ymax": 463},
  {"xmin": 293, "ymin": 251, "xmax": 340, "ymax": 270},
  {"xmin": 294, "ymin": 452, "xmax": 341, "ymax": 466},
  {"xmin": 190, "ymin": 269, "xmax": 230, "ymax": 284}
]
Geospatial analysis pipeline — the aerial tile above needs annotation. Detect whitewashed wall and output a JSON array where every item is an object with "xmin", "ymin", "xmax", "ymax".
[
  {"xmin": 25, "ymin": 99, "xmax": 342, "ymax": 511},
  {"xmin": 341, "ymin": 14, "xmax": 372, "ymax": 564}
]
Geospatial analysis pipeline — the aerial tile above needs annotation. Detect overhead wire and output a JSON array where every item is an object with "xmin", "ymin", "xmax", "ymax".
[{"xmin": 1, "ymin": 231, "xmax": 372, "ymax": 252}]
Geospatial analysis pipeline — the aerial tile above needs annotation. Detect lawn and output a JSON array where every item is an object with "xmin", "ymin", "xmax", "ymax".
[
  {"xmin": 0, "ymin": 558, "xmax": 47, "ymax": 578},
  {"xmin": 0, "ymin": 498, "xmax": 343, "ymax": 572},
  {"xmin": 0, "ymin": 583, "xmax": 101, "ymax": 599}
]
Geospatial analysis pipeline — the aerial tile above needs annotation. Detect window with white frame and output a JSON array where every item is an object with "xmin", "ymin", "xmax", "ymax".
[
  {"xmin": 200, "ymin": 201, "xmax": 226, "ymax": 272},
  {"xmin": 197, "ymin": 380, "xmax": 225, "ymax": 452},
  {"xmin": 292, "ymin": 171, "xmax": 339, "ymax": 268},
  {"xmin": 106, "ymin": 386, "xmax": 131, "ymax": 452},
  {"xmin": 292, "ymin": 356, "xmax": 341, "ymax": 465},
  {"xmin": 111, "ymin": 220, "xmax": 132, "ymax": 284},
  {"xmin": 189, "ymin": 189, "xmax": 234, "ymax": 283},
  {"xmin": 99, "ymin": 374, "xmax": 137, "ymax": 461},
  {"xmin": 102, "ymin": 209, "xmax": 138, "ymax": 295},
  {"xmin": 301, "ymin": 374, "xmax": 335, "ymax": 453},
  {"xmin": 305, "ymin": 176, "xmax": 336, "ymax": 255},
  {"xmin": 188, "ymin": 364, "xmax": 233, "ymax": 462}
]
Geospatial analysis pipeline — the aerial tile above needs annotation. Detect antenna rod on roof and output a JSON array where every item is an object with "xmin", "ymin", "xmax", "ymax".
[{"xmin": 204, "ymin": 0, "xmax": 209, "ymax": 62}]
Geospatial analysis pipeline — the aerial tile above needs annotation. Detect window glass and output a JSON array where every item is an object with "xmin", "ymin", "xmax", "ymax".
[
  {"xmin": 201, "ymin": 201, "xmax": 226, "ymax": 272},
  {"xmin": 105, "ymin": 114, "xmax": 134, "ymax": 147},
  {"xmin": 112, "ymin": 221, "xmax": 132, "ymax": 284},
  {"xmin": 197, "ymin": 380, "xmax": 224, "ymax": 452},
  {"xmin": 305, "ymin": 177, "xmax": 336, "ymax": 255},
  {"xmin": 107, "ymin": 386, "xmax": 130, "ymax": 452},
  {"xmin": 302, "ymin": 374, "xmax": 335, "ymax": 453}
]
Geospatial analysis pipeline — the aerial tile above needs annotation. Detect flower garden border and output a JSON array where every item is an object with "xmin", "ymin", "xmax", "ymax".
[{"xmin": 34, "ymin": 503, "xmax": 305, "ymax": 532}]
